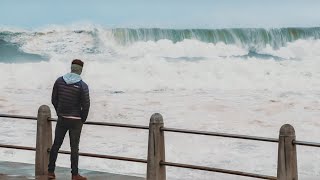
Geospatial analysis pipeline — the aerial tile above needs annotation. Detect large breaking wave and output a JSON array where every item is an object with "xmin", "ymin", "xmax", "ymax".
[
  {"xmin": 1, "ymin": 26, "xmax": 320, "ymax": 62},
  {"xmin": 110, "ymin": 27, "xmax": 320, "ymax": 48},
  {"xmin": 0, "ymin": 26, "xmax": 320, "ymax": 91}
]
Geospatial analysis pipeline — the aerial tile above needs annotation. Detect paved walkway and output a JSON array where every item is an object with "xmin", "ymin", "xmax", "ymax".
[{"xmin": 0, "ymin": 161, "xmax": 144, "ymax": 180}]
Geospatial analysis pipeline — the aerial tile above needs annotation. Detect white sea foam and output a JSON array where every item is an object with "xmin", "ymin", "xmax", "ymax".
[
  {"xmin": 1, "ymin": 38, "xmax": 320, "ymax": 92},
  {"xmin": 260, "ymin": 39, "xmax": 320, "ymax": 59}
]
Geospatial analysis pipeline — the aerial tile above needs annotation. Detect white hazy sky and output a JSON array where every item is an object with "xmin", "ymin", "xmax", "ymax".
[{"xmin": 0, "ymin": 0, "xmax": 319, "ymax": 28}]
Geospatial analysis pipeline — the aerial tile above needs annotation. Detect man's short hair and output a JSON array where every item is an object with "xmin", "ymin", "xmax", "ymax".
[{"xmin": 72, "ymin": 59, "xmax": 84, "ymax": 67}]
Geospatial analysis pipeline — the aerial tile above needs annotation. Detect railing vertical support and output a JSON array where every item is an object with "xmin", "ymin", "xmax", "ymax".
[
  {"xmin": 147, "ymin": 113, "xmax": 166, "ymax": 180},
  {"xmin": 35, "ymin": 105, "xmax": 52, "ymax": 176},
  {"xmin": 277, "ymin": 124, "xmax": 298, "ymax": 180}
]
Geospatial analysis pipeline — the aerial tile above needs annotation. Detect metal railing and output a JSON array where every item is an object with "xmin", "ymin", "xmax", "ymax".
[{"xmin": 0, "ymin": 105, "xmax": 319, "ymax": 180}]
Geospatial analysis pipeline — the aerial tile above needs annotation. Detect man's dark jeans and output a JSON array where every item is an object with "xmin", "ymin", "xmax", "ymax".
[{"xmin": 48, "ymin": 117, "xmax": 83, "ymax": 175}]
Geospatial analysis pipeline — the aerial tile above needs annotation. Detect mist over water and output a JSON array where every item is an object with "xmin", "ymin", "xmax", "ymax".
[{"xmin": 1, "ymin": 26, "xmax": 320, "ymax": 179}]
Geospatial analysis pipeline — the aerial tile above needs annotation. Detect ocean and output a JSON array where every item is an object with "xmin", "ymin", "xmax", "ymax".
[{"xmin": 0, "ymin": 26, "xmax": 320, "ymax": 179}]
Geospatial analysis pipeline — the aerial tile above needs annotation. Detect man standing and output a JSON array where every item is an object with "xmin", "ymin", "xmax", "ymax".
[{"xmin": 48, "ymin": 59, "xmax": 90, "ymax": 180}]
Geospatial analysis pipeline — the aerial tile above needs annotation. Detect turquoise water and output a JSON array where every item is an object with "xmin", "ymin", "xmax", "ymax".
[{"xmin": 0, "ymin": 39, "xmax": 47, "ymax": 63}]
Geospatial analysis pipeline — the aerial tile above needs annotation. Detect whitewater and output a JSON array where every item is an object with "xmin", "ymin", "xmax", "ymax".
[{"xmin": 0, "ymin": 26, "xmax": 320, "ymax": 179}]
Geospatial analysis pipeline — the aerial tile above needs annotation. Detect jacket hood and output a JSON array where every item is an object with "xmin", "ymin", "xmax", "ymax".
[{"xmin": 62, "ymin": 73, "xmax": 82, "ymax": 84}]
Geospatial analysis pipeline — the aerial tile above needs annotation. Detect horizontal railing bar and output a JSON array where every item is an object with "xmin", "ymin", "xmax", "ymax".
[
  {"xmin": 0, "ymin": 144, "xmax": 36, "ymax": 151},
  {"xmin": 294, "ymin": 140, "xmax": 320, "ymax": 148},
  {"xmin": 161, "ymin": 127, "xmax": 278, "ymax": 143},
  {"xmin": 161, "ymin": 161, "xmax": 276, "ymax": 180},
  {"xmin": 48, "ymin": 118, "xmax": 149, "ymax": 130},
  {"xmin": 0, "ymin": 114, "xmax": 37, "ymax": 120},
  {"xmin": 83, "ymin": 121, "xmax": 149, "ymax": 130},
  {"xmin": 60, "ymin": 150, "xmax": 147, "ymax": 163},
  {"xmin": 0, "ymin": 143, "xmax": 147, "ymax": 163},
  {"xmin": 50, "ymin": 149, "xmax": 147, "ymax": 163}
]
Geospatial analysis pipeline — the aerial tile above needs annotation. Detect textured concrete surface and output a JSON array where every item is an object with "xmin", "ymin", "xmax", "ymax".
[{"xmin": 0, "ymin": 161, "xmax": 144, "ymax": 180}]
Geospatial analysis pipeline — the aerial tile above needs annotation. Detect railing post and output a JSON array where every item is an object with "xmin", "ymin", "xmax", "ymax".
[
  {"xmin": 147, "ymin": 113, "xmax": 166, "ymax": 180},
  {"xmin": 277, "ymin": 124, "xmax": 298, "ymax": 180},
  {"xmin": 35, "ymin": 105, "xmax": 52, "ymax": 176}
]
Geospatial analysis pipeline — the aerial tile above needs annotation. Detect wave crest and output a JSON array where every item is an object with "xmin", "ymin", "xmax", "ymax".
[{"xmin": 1, "ymin": 26, "xmax": 320, "ymax": 62}]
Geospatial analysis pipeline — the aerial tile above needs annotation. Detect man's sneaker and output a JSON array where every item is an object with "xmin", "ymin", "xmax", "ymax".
[
  {"xmin": 47, "ymin": 172, "xmax": 56, "ymax": 179},
  {"xmin": 72, "ymin": 174, "xmax": 87, "ymax": 180}
]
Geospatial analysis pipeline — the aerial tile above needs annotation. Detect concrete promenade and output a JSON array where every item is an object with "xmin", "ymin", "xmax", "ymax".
[{"xmin": 0, "ymin": 161, "xmax": 144, "ymax": 180}]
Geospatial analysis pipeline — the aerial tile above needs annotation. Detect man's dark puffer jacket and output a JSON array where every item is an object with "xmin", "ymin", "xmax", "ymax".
[{"xmin": 52, "ymin": 77, "xmax": 90, "ymax": 122}]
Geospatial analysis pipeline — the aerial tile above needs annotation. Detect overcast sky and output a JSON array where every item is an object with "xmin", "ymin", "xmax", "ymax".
[{"xmin": 1, "ymin": 0, "xmax": 319, "ymax": 29}]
